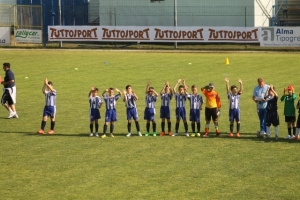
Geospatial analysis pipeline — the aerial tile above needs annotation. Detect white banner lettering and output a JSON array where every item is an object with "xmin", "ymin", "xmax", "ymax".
[{"xmin": 260, "ymin": 27, "xmax": 300, "ymax": 47}]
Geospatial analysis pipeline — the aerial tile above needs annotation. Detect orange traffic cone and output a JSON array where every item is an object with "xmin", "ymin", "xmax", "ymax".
[{"xmin": 225, "ymin": 58, "xmax": 229, "ymax": 65}]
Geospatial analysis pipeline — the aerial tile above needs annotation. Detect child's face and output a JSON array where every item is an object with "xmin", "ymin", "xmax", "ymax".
[
  {"xmin": 178, "ymin": 87, "xmax": 184, "ymax": 94},
  {"xmin": 192, "ymin": 87, "xmax": 197, "ymax": 94},
  {"xmin": 231, "ymin": 87, "xmax": 237, "ymax": 94},
  {"xmin": 127, "ymin": 87, "xmax": 132, "ymax": 93},
  {"xmin": 165, "ymin": 86, "xmax": 170, "ymax": 93},
  {"xmin": 288, "ymin": 89, "xmax": 292, "ymax": 95},
  {"xmin": 109, "ymin": 89, "xmax": 114, "ymax": 96},
  {"xmin": 148, "ymin": 89, "xmax": 154, "ymax": 95},
  {"xmin": 92, "ymin": 90, "xmax": 98, "ymax": 97}
]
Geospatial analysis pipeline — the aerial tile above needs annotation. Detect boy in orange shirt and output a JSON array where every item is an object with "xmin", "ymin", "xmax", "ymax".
[{"xmin": 201, "ymin": 83, "xmax": 221, "ymax": 137}]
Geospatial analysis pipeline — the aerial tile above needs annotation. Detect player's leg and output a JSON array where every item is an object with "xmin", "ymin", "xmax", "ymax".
[
  {"xmin": 235, "ymin": 109, "xmax": 241, "ymax": 137},
  {"xmin": 173, "ymin": 107, "xmax": 180, "ymax": 136},
  {"xmin": 110, "ymin": 121, "xmax": 115, "ymax": 137},
  {"xmin": 204, "ymin": 107, "xmax": 211, "ymax": 137},
  {"xmin": 102, "ymin": 110, "xmax": 110, "ymax": 138},
  {"xmin": 167, "ymin": 119, "xmax": 172, "ymax": 136},
  {"xmin": 95, "ymin": 119, "xmax": 99, "ymax": 137},
  {"xmin": 182, "ymin": 108, "xmax": 188, "ymax": 136},
  {"xmin": 160, "ymin": 106, "xmax": 165, "ymax": 135},
  {"xmin": 47, "ymin": 106, "xmax": 56, "ymax": 134},
  {"xmin": 126, "ymin": 108, "xmax": 132, "ymax": 136},
  {"xmin": 132, "ymin": 107, "xmax": 141, "ymax": 136},
  {"xmin": 90, "ymin": 120, "xmax": 94, "ymax": 136},
  {"xmin": 212, "ymin": 108, "xmax": 220, "ymax": 136}
]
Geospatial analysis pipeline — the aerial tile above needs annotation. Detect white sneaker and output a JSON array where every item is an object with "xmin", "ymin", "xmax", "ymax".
[
  {"xmin": 138, "ymin": 132, "xmax": 142, "ymax": 136},
  {"xmin": 89, "ymin": 133, "xmax": 93, "ymax": 137},
  {"xmin": 186, "ymin": 133, "xmax": 190, "ymax": 137},
  {"xmin": 126, "ymin": 133, "xmax": 131, "ymax": 137},
  {"xmin": 291, "ymin": 135, "xmax": 296, "ymax": 139},
  {"xmin": 95, "ymin": 132, "xmax": 99, "ymax": 137},
  {"xmin": 13, "ymin": 113, "xmax": 19, "ymax": 118},
  {"xmin": 285, "ymin": 135, "xmax": 291, "ymax": 139},
  {"xmin": 172, "ymin": 132, "xmax": 179, "ymax": 136},
  {"xmin": 7, "ymin": 112, "xmax": 15, "ymax": 119}
]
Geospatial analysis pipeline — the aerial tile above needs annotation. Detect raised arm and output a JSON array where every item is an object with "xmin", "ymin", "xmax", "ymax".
[
  {"xmin": 88, "ymin": 86, "xmax": 95, "ymax": 97},
  {"xmin": 152, "ymin": 89, "xmax": 159, "ymax": 97},
  {"xmin": 238, "ymin": 78, "xmax": 243, "ymax": 94},
  {"xmin": 132, "ymin": 89, "xmax": 138, "ymax": 100},
  {"xmin": 173, "ymin": 79, "xmax": 181, "ymax": 94},
  {"xmin": 225, "ymin": 78, "xmax": 230, "ymax": 94},
  {"xmin": 115, "ymin": 88, "xmax": 122, "ymax": 97},
  {"xmin": 160, "ymin": 81, "xmax": 169, "ymax": 95},
  {"xmin": 146, "ymin": 82, "xmax": 151, "ymax": 94},
  {"xmin": 102, "ymin": 88, "xmax": 108, "ymax": 97}
]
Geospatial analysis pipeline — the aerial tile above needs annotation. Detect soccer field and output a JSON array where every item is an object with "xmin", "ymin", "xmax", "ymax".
[{"xmin": 1, "ymin": 49, "xmax": 300, "ymax": 199}]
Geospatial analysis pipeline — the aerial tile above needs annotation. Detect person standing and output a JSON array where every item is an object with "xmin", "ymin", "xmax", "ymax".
[
  {"xmin": 281, "ymin": 85, "xmax": 296, "ymax": 139},
  {"xmin": 1, "ymin": 62, "xmax": 18, "ymax": 118},
  {"xmin": 37, "ymin": 78, "xmax": 56, "ymax": 134},
  {"xmin": 252, "ymin": 78, "xmax": 269, "ymax": 136},
  {"xmin": 88, "ymin": 87, "xmax": 103, "ymax": 137},
  {"xmin": 159, "ymin": 81, "xmax": 173, "ymax": 136},
  {"xmin": 265, "ymin": 85, "xmax": 279, "ymax": 139},
  {"xmin": 201, "ymin": 82, "xmax": 221, "ymax": 137},
  {"xmin": 144, "ymin": 82, "xmax": 158, "ymax": 136}
]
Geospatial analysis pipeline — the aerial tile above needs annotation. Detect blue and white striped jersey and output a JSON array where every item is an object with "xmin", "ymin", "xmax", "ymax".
[
  {"xmin": 187, "ymin": 94, "xmax": 203, "ymax": 109},
  {"xmin": 174, "ymin": 93, "xmax": 186, "ymax": 108},
  {"xmin": 227, "ymin": 93, "xmax": 241, "ymax": 109},
  {"xmin": 160, "ymin": 93, "xmax": 173, "ymax": 107},
  {"xmin": 45, "ymin": 90, "xmax": 56, "ymax": 106},
  {"xmin": 125, "ymin": 94, "xmax": 137, "ymax": 108},
  {"xmin": 103, "ymin": 94, "xmax": 121, "ymax": 110},
  {"xmin": 145, "ymin": 95, "xmax": 157, "ymax": 108},
  {"xmin": 89, "ymin": 96, "xmax": 103, "ymax": 109}
]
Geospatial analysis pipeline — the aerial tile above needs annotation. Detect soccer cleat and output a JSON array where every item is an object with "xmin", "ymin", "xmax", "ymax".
[
  {"xmin": 186, "ymin": 133, "xmax": 189, "ymax": 137},
  {"xmin": 228, "ymin": 133, "xmax": 234, "ymax": 137},
  {"xmin": 265, "ymin": 135, "xmax": 270, "ymax": 139},
  {"xmin": 7, "ymin": 112, "xmax": 15, "ymax": 119},
  {"xmin": 168, "ymin": 131, "xmax": 172, "ymax": 136},
  {"xmin": 191, "ymin": 133, "xmax": 196, "ymax": 137},
  {"xmin": 196, "ymin": 133, "xmax": 201, "ymax": 137},
  {"xmin": 95, "ymin": 133, "xmax": 99, "ymax": 137},
  {"xmin": 138, "ymin": 132, "xmax": 142, "ymax": 136},
  {"xmin": 216, "ymin": 130, "xmax": 220, "ymax": 137},
  {"xmin": 275, "ymin": 135, "xmax": 279, "ymax": 140},
  {"xmin": 101, "ymin": 134, "xmax": 106, "ymax": 138},
  {"xmin": 90, "ymin": 133, "xmax": 93, "ymax": 137},
  {"xmin": 285, "ymin": 135, "xmax": 291, "ymax": 139},
  {"xmin": 236, "ymin": 133, "xmax": 240, "ymax": 138},
  {"xmin": 126, "ymin": 133, "xmax": 131, "ymax": 137},
  {"xmin": 145, "ymin": 132, "xmax": 149, "ymax": 136},
  {"xmin": 160, "ymin": 132, "xmax": 165, "ymax": 136},
  {"xmin": 153, "ymin": 132, "xmax": 157, "ymax": 137},
  {"xmin": 48, "ymin": 130, "xmax": 54, "ymax": 134},
  {"xmin": 37, "ymin": 129, "xmax": 44, "ymax": 134},
  {"xmin": 172, "ymin": 132, "xmax": 179, "ymax": 136},
  {"xmin": 13, "ymin": 113, "xmax": 19, "ymax": 118},
  {"xmin": 293, "ymin": 135, "xmax": 298, "ymax": 140},
  {"xmin": 110, "ymin": 134, "xmax": 114, "ymax": 138},
  {"xmin": 202, "ymin": 133, "xmax": 209, "ymax": 137}
]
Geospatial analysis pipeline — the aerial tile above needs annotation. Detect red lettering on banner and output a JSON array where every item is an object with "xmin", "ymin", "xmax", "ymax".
[
  {"xmin": 208, "ymin": 28, "xmax": 258, "ymax": 41},
  {"xmin": 154, "ymin": 28, "xmax": 204, "ymax": 40},
  {"xmin": 102, "ymin": 28, "xmax": 150, "ymax": 40},
  {"xmin": 49, "ymin": 27, "xmax": 98, "ymax": 39}
]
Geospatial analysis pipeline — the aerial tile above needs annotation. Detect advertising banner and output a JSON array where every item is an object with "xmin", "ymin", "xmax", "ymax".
[
  {"xmin": 260, "ymin": 27, "xmax": 300, "ymax": 47},
  {"xmin": 14, "ymin": 29, "xmax": 42, "ymax": 43},
  {"xmin": 0, "ymin": 27, "xmax": 10, "ymax": 46},
  {"xmin": 48, "ymin": 26, "xmax": 260, "ymax": 43}
]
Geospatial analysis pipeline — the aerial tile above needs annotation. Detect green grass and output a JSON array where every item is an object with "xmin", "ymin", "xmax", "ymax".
[{"xmin": 1, "ymin": 50, "xmax": 300, "ymax": 199}]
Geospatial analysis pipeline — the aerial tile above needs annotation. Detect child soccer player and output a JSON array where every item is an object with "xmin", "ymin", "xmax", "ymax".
[
  {"xmin": 225, "ymin": 78, "xmax": 243, "ymax": 138},
  {"xmin": 187, "ymin": 85, "xmax": 203, "ymax": 137},
  {"xmin": 37, "ymin": 78, "xmax": 56, "ymax": 134},
  {"xmin": 159, "ymin": 81, "xmax": 173, "ymax": 136},
  {"xmin": 88, "ymin": 87, "xmax": 103, "ymax": 137},
  {"xmin": 144, "ymin": 82, "xmax": 158, "ymax": 136},
  {"xmin": 281, "ymin": 85, "xmax": 296, "ymax": 139},
  {"xmin": 172, "ymin": 79, "xmax": 189, "ymax": 136},
  {"xmin": 264, "ymin": 84, "xmax": 279, "ymax": 139},
  {"xmin": 201, "ymin": 82, "xmax": 221, "ymax": 137},
  {"xmin": 123, "ymin": 85, "xmax": 142, "ymax": 137},
  {"xmin": 101, "ymin": 87, "xmax": 121, "ymax": 138}
]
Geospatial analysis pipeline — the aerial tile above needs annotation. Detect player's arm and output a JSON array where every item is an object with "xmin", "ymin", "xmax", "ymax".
[
  {"xmin": 42, "ymin": 78, "xmax": 48, "ymax": 94},
  {"xmin": 216, "ymin": 93, "xmax": 221, "ymax": 109},
  {"xmin": 132, "ymin": 90, "xmax": 138, "ymax": 100},
  {"xmin": 88, "ymin": 86, "xmax": 95, "ymax": 97},
  {"xmin": 238, "ymin": 78, "xmax": 243, "ymax": 94},
  {"xmin": 99, "ymin": 98, "xmax": 103, "ymax": 109},
  {"xmin": 115, "ymin": 88, "xmax": 122, "ymax": 97},
  {"xmin": 123, "ymin": 89, "xmax": 127, "ymax": 102},
  {"xmin": 173, "ymin": 79, "xmax": 181, "ymax": 94},
  {"xmin": 1, "ymin": 74, "xmax": 14, "ymax": 85},
  {"xmin": 225, "ymin": 78, "xmax": 230, "ymax": 94},
  {"xmin": 152, "ymin": 89, "xmax": 159, "ymax": 97},
  {"xmin": 102, "ymin": 89, "xmax": 108, "ymax": 97},
  {"xmin": 146, "ymin": 82, "xmax": 151, "ymax": 94}
]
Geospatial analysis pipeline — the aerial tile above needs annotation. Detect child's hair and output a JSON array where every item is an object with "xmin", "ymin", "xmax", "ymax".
[
  {"xmin": 109, "ymin": 87, "xmax": 114, "ymax": 90},
  {"xmin": 48, "ymin": 81, "xmax": 53, "ymax": 86},
  {"xmin": 3, "ymin": 62, "xmax": 10, "ymax": 68},
  {"xmin": 178, "ymin": 85, "xmax": 184, "ymax": 89},
  {"xmin": 126, "ymin": 85, "xmax": 131, "ymax": 90},
  {"xmin": 191, "ymin": 85, "xmax": 197, "ymax": 89},
  {"xmin": 230, "ymin": 85, "xmax": 237, "ymax": 90},
  {"xmin": 149, "ymin": 86, "xmax": 154, "ymax": 90},
  {"xmin": 94, "ymin": 88, "xmax": 99, "ymax": 92}
]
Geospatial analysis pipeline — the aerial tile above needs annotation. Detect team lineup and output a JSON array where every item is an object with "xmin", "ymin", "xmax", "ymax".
[{"xmin": 1, "ymin": 62, "xmax": 300, "ymax": 139}]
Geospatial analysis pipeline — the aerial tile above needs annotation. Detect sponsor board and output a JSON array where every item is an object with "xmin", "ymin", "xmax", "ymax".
[
  {"xmin": 14, "ymin": 29, "xmax": 42, "ymax": 43},
  {"xmin": 0, "ymin": 27, "xmax": 11, "ymax": 46},
  {"xmin": 48, "ymin": 26, "xmax": 259, "ymax": 43},
  {"xmin": 260, "ymin": 27, "xmax": 300, "ymax": 47}
]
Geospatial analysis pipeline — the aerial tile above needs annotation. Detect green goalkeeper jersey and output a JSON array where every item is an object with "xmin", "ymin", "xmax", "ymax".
[{"xmin": 280, "ymin": 93, "xmax": 296, "ymax": 116}]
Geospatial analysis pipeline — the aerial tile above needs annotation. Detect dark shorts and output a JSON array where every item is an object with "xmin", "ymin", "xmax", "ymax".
[
  {"xmin": 127, "ymin": 107, "xmax": 138, "ymax": 121},
  {"xmin": 176, "ymin": 107, "xmax": 186, "ymax": 120},
  {"xmin": 189, "ymin": 109, "xmax": 200, "ymax": 122},
  {"xmin": 297, "ymin": 114, "xmax": 300, "ymax": 128},
  {"xmin": 229, "ymin": 108, "xmax": 240, "ymax": 122},
  {"xmin": 90, "ymin": 108, "xmax": 100, "ymax": 121},
  {"xmin": 1, "ymin": 89, "xmax": 13, "ymax": 105},
  {"xmin": 266, "ymin": 111, "xmax": 279, "ymax": 126},
  {"xmin": 105, "ymin": 109, "xmax": 117, "ymax": 122},
  {"xmin": 160, "ymin": 106, "xmax": 171, "ymax": 119},
  {"xmin": 144, "ymin": 107, "xmax": 155, "ymax": 121},
  {"xmin": 205, "ymin": 107, "xmax": 218, "ymax": 121},
  {"xmin": 43, "ymin": 106, "xmax": 56, "ymax": 118},
  {"xmin": 285, "ymin": 116, "xmax": 296, "ymax": 123}
]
